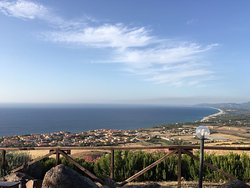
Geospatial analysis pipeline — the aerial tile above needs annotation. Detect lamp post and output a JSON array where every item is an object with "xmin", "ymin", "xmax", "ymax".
[{"xmin": 196, "ymin": 126, "xmax": 210, "ymax": 188}]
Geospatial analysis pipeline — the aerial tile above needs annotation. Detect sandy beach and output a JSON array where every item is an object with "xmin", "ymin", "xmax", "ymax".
[{"xmin": 200, "ymin": 108, "xmax": 225, "ymax": 122}]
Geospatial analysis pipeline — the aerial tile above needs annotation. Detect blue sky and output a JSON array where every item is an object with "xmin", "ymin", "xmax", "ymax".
[{"xmin": 0, "ymin": 0, "xmax": 250, "ymax": 105}]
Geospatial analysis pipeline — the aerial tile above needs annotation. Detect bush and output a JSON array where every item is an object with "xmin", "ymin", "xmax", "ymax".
[
  {"xmin": 0, "ymin": 152, "xmax": 31, "ymax": 176},
  {"xmin": 94, "ymin": 151, "xmax": 250, "ymax": 182},
  {"xmin": 1, "ymin": 150, "xmax": 250, "ymax": 182}
]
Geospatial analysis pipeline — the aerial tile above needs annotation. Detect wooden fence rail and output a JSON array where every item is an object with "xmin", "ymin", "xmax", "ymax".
[{"xmin": 0, "ymin": 145, "xmax": 249, "ymax": 187}]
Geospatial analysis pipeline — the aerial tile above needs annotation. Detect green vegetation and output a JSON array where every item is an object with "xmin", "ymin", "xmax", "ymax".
[
  {"xmin": 94, "ymin": 151, "xmax": 250, "ymax": 182},
  {"xmin": 1, "ymin": 151, "xmax": 250, "ymax": 182},
  {"xmin": 0, "ymin": 152, "xmax": 31, "ymax": 176}
]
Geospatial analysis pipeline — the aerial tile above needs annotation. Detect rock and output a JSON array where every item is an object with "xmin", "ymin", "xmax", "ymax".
[
  {"xmin": 42, "ymin": 164, "xmax": 98, "ymax": 188},
  {"xmin": 26, "ymin": 179, "xmax": 42, "ymax": 188},
  {"xmin": 220, "ymin": 179, "xmax": 250, "ymax": 188}
]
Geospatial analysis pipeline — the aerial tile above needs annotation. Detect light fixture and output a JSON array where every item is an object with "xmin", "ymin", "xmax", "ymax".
[
  {"xmin": 196, "ymin": 126, "xmax": 210, "ymax": 139},
  {"xmin": 196, "ymin": 125, "xmax": 210, "ymax": 188}
]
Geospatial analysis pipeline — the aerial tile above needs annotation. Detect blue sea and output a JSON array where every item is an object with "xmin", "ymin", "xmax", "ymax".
[{"xmin": 0, "ymin": 105, "xmax": 218, "ymax": 136}]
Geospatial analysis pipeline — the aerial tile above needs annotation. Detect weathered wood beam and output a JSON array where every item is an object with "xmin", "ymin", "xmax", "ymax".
[
  {"xmin": 56, "ymin": 148, "xmax": 60, "ymax": 165},
  {"xmin": 58, "ymin": 150, "xmax": 105, "ymax": 185},
  {"xmin": 177, "ymin": 148, "xmax": 182, "ymax": 188},
  {"xmin": 1, "ymin": 150, "xmax": 6, "ymax": 176},
  {"xmin": 11, "ymin": 150, "xmax": 56, "ymax": 173},
  {"xmin": 110, "ymin": 149, "xmax": 114, "ymax": 179},
  {"xmin": 119, "ymin": 150, "xmax": 177, "ymax": 186},
  {"xmin": 1, "ymin": 145, "xmax": 250, "ymax": 151}
]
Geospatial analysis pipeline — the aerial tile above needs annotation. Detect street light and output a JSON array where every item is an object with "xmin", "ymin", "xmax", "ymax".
[{"xmin": 196, "ymin": 126, "xmax": 210, "ymax": 188}]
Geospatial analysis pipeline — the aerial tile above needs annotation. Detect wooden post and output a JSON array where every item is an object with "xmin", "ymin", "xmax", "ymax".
[
  {"xmin": 56, "ymin": 149, "xmax": 60, "ymax": 165},
  {"xmin": 199, "ymin": 137, "xmax": 205, "ymax": 188},
  {"xmin": 110, "ymin": 149, "xmax": 114, "ymax": 179},
  {"xmin": 1, "ymin": 150, "xmax": 6, "ymax": 176},
  {"xmin": 177, "ymin": 148, "xmax": 182, "ymax": 188}
]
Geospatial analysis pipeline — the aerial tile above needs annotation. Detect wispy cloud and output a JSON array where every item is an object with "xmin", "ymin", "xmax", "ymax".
[
  {"xmin": 0, "ymin": 0, "xmax": 83, "ymax": 29},
  {"xmin": 0, "ymin": 0, "xmax": 218, "ymax": 86},
  {"xmin": 43, "ymin": 24, "xmax": 153, "ymax": 49},
  {"xmin": 0, "ymin": 0, "xmax": 48, "ymax": 20},
  {"xmin": 112, "ymin": 43, "xmax": 217, "ymax": 85},
  {"xmin": 114, "ymin": 43, "xmax": 217, "ymax": 65}
]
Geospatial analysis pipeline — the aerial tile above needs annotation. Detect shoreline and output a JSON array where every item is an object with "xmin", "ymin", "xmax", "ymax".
[
  {"xmin": 0, "ymin": 106, "xmax": 216, "ymax": 137},
  {"xmin": 200, "ymin": 107, "xmax": 225, "ymax": 122}
]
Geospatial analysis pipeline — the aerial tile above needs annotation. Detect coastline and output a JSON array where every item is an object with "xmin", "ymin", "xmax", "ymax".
[
  {"xmin": 0, "ymin": 106, "xmax": 216, "ymax": 136},
  {"xmin": 200, "ymin": 107, "xmax": 225, "ymax": 122}
]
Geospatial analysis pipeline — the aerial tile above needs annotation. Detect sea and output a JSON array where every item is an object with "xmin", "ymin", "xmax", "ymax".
[{"xmin": 0, "ymin": 105, "xmax": 218, "ymax": 136}]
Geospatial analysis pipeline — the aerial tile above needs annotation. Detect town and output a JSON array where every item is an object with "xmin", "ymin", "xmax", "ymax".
[
  {"xmin": 0, "ymin": 125, "xmax": 200, "ymax": 147},
  {"xmin": 0, "ymin": 129, "xmax": 139, "ymax": 147}
]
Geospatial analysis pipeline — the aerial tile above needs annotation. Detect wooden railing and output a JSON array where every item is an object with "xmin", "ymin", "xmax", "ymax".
[{"xmin": 1, "ymin": 145, "xmax": 250, "ymax": 187}]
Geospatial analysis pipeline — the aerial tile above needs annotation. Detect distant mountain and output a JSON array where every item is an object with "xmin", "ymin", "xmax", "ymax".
[{"xmin": 197, "ymin": 102, "xmax": 250, "ymax": 110}]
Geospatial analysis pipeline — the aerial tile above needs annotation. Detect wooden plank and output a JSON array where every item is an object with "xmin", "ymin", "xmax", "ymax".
[
  {"xmin": 1, "ymin": 145, "xmax": 250, "ymax": 151},
  {"xmin": 177, "ymin": 148, "xmax": 182, "ymax": 188},
  {"xmin": 119, "ymin": 150, "xmax": 177, "ymax": 186},
  {"xmin": 58, "ymin": 150, "xmax": 104, "ymax": 185},
  {"xmin": 56, "ymin": 149, "xmax": 60, "ymax": 165},
  {"xmin": 56, "ymin": 145, "xmax": 250, "ymax": 151},
  {"xmin": 1, "ymin": 150, "xmax": 6, "ymax": 176},
  {"xmin": 11, "ymin": 150, "xmax": 55, "ymax": 173},
  {"xmin": 50, "ymin": 149, "xmax": 71, "ymax": 154},
  {"xmin": 182, "ymin": 150, "xmax": 236, "ymax": 180},
  {"xmin": 110, "ymin": 149, "xmax": 114, "ymax": 179}
]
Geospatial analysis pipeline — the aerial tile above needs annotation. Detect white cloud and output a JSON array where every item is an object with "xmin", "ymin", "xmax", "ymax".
[
  {"xmin": 43, "ymin": 21, "xmax": 217, "ymax": 87},
  {"xmin": 0, "ymin": 0, "xmax": 48, "ymax": 20},
  {"xmin": 112, "ymin": 43, "xmax": 217, "ymax": 86},
  {"xmin": 114, "ymin": 43, "xmax": 216, "ymax": 65},
  {"xmin": 43, "ymin": 24, "xmax": 153, "ymax": 49},
  {"xmin": 0, "ymin": 0, "xmax": 83, "ymax": 29},
  {"xmin": 0, "ymin": 0, "xmax": 218, "ymax": 86},
  {"xmin": 147, "ymin": 69, "xmax": 214, "ymax": 85}
]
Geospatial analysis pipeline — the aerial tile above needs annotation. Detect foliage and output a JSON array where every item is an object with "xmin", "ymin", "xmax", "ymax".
[
  {"xmin": 0, "ymin": 150, "xmax": 250, "ymax": 182},
  {"xmin": 94, "ymin": 151, "xmax": 250, "ymax": 182},
  {"xmin": 0, "ymin": 151, "xmax": 31, "ymax": 176}
]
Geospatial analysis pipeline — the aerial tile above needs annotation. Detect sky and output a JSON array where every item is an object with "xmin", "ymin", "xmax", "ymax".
[{"xmin": 0, "ymin": 0, "xmax": 250, "ymax": 105}]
